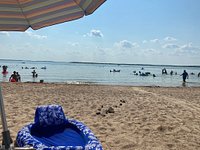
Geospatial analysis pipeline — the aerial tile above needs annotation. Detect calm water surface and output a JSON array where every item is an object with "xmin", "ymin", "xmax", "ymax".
[{"xmin": 1, "ymin": 60, "xmax": 200, "ymax": 87}]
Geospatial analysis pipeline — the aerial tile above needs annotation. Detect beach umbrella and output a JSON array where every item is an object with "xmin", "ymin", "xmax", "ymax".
[
  {"xmin": 0, "ymin": 0, "xmax": 106, "ymax": 149},
  {"xmin": 0, "ymin": 0, "xmax": 106, "ymax": 31}
]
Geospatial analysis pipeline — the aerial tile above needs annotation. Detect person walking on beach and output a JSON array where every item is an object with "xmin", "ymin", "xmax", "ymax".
[{"xmin": 181, "ymin": 70, "xmax": 189, "ymax": 82}]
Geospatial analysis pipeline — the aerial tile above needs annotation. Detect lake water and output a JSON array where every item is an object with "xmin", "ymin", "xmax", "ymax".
[{"xmin": 1, "ymin": 60, "xmax": 200, "ymax": 87}]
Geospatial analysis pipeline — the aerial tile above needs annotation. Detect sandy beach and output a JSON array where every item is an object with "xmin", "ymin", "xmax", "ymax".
[{"xmin": 1, "ymin": 82, "xmax": 200, "ymax": 150}]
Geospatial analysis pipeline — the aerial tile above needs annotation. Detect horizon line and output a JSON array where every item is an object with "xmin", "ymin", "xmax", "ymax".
[{"xmin": 0, "ymin": 58, "xmax": 200, "ymax": 67}]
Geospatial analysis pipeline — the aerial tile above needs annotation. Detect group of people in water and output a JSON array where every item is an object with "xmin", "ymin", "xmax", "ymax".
[
  {"xmin": 120, "ymin": 67, "xmax": 199, "ymax": 83},
  {"xmin": 9, "ymin": 71, "xmax": 21, "ymax": 82},
  {"xmin": 162, "ymin": 68, "xmax": 200, "ymax": 82},
  {"xmin": 9, "ymin": 70, "xmax": 38, "ymax": 82},
  {"xmin": 1, "ymin": 64, "xmax": 200, "ymax": 84},
  {"xmin": 162, "ymin": 68, "xmax": 178, "ymax": 75},
  {"xmin": 1, "ymin": 65, "xmax": 39, "ymax": 82},
  {"xmin": 110, "ymin": 69, "xmax": 120, "ymax": 72}
]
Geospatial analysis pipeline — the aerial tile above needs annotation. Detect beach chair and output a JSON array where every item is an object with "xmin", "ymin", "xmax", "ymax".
[{"xmin": 16, "ymin": 105, "xmax": 102, "ymax": 150}]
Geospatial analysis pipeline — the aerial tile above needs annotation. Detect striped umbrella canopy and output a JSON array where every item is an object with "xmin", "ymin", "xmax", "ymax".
[{"xmin": 0, "ymin": 0, "xmax": 106, "ymax": 31}]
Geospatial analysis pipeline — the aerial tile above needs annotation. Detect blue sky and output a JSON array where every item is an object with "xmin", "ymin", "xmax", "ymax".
[{"xmin": 0, "ymin": 0, "xmax": 200, "ymax": 65}]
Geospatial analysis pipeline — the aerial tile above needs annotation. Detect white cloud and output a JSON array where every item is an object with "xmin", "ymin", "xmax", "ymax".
[
  {"xmin": 146, "ymin": 48, "xmax": 158, "ymax": 53},
  {"xmin": 179, "ymin": 43, "xmax": 200, "ymax": 51},
  {"xmin": 71, "ymin": 42, "xmax": 79, "ymax": 47},
  {"xmin": 162, "ymin": 42, "xmax": 200, "ymax": 55},
  {"xmin": 164, "ymin": 36, "xmax": 177, "ymax": 42},
  {"xmin": 86, "ymin": 29, "xmax": 103, "ymax": 38},
  {"xmin": 142, "ymin": 48, "xmax": 162, "ymax": 56},
  {"xmin": 173, "ymin": 43, "xmax": 200, "ymax": 56},
  {"xmin": 25, "ymin": 31, "xmax": 47, "ymax": 39},
  {"xmin": 0, "ymin": 31, "xmax": 10, "ymax": 36},
  {"xmin": 162, "ymin": 44, "xmax": 180, "ymax": 49},
  {"xmin": 142, "ymin": 40, "xmax": 147, "ymax": 43},
  {"xmin": 150, "ymin": 39, "xmax": 159, "ymax": 43},
  {"xmin": 67, "ymin": 42, "xmax": 79, "ymax": 47},
  {"xmin": 114, "ymin": 40, "xmax": 139, "ymax": 49}
]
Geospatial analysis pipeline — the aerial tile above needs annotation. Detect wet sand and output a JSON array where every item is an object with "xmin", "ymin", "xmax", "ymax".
[{"xmin": 1, "ymin": 82, "xmax": 200, "ymax": 150}]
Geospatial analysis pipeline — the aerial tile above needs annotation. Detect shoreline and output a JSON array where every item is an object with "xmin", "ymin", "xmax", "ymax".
[
  {"xmin": 1, "ymin": 82, "xmax": 200, "ymax": 149},
  {"xmin": 2, "ymin": 80, "xmax": 200, "ymax": 88}
]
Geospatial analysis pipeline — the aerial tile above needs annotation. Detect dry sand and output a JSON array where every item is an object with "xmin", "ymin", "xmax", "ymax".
[{"xmin": 0, "ymin": 82, "xmax": 200, "ymax": 150}]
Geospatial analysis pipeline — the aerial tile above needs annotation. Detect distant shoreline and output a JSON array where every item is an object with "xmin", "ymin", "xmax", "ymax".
[{"xmin": 0, "ymin": 58, "xmax": 200, "ymax": 67}]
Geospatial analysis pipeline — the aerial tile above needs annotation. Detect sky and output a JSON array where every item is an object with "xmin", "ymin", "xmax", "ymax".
[{"xmin": 0, "ymin": 0, "xmax": 200, "ymax": 65}]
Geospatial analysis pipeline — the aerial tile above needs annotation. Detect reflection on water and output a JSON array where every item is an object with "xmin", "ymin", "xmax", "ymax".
[
  {"xmin": 182, "ymin": 82, "xmax": 186, "ymax": 87},
  {"xmin": 2, "ymin": 75, "xmax": 7, "ymax": 82}
]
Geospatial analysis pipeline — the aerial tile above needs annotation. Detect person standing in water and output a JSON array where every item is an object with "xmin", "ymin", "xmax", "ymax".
[
  {"xmin": 181, "ymin": 70, "xmax": 189, "ymax": 82},
  {"xmin": 9, "ymin": 71, "xmax": 17, "ymax": 82},
  {"xmin": 32, "ymin": 70, "xmax": 38, "ymax": 78}
]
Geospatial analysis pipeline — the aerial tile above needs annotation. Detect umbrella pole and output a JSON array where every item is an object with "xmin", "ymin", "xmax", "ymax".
[{"xmin": 0, "ymin": 84, "xmax": 13, "ymax": 150}]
